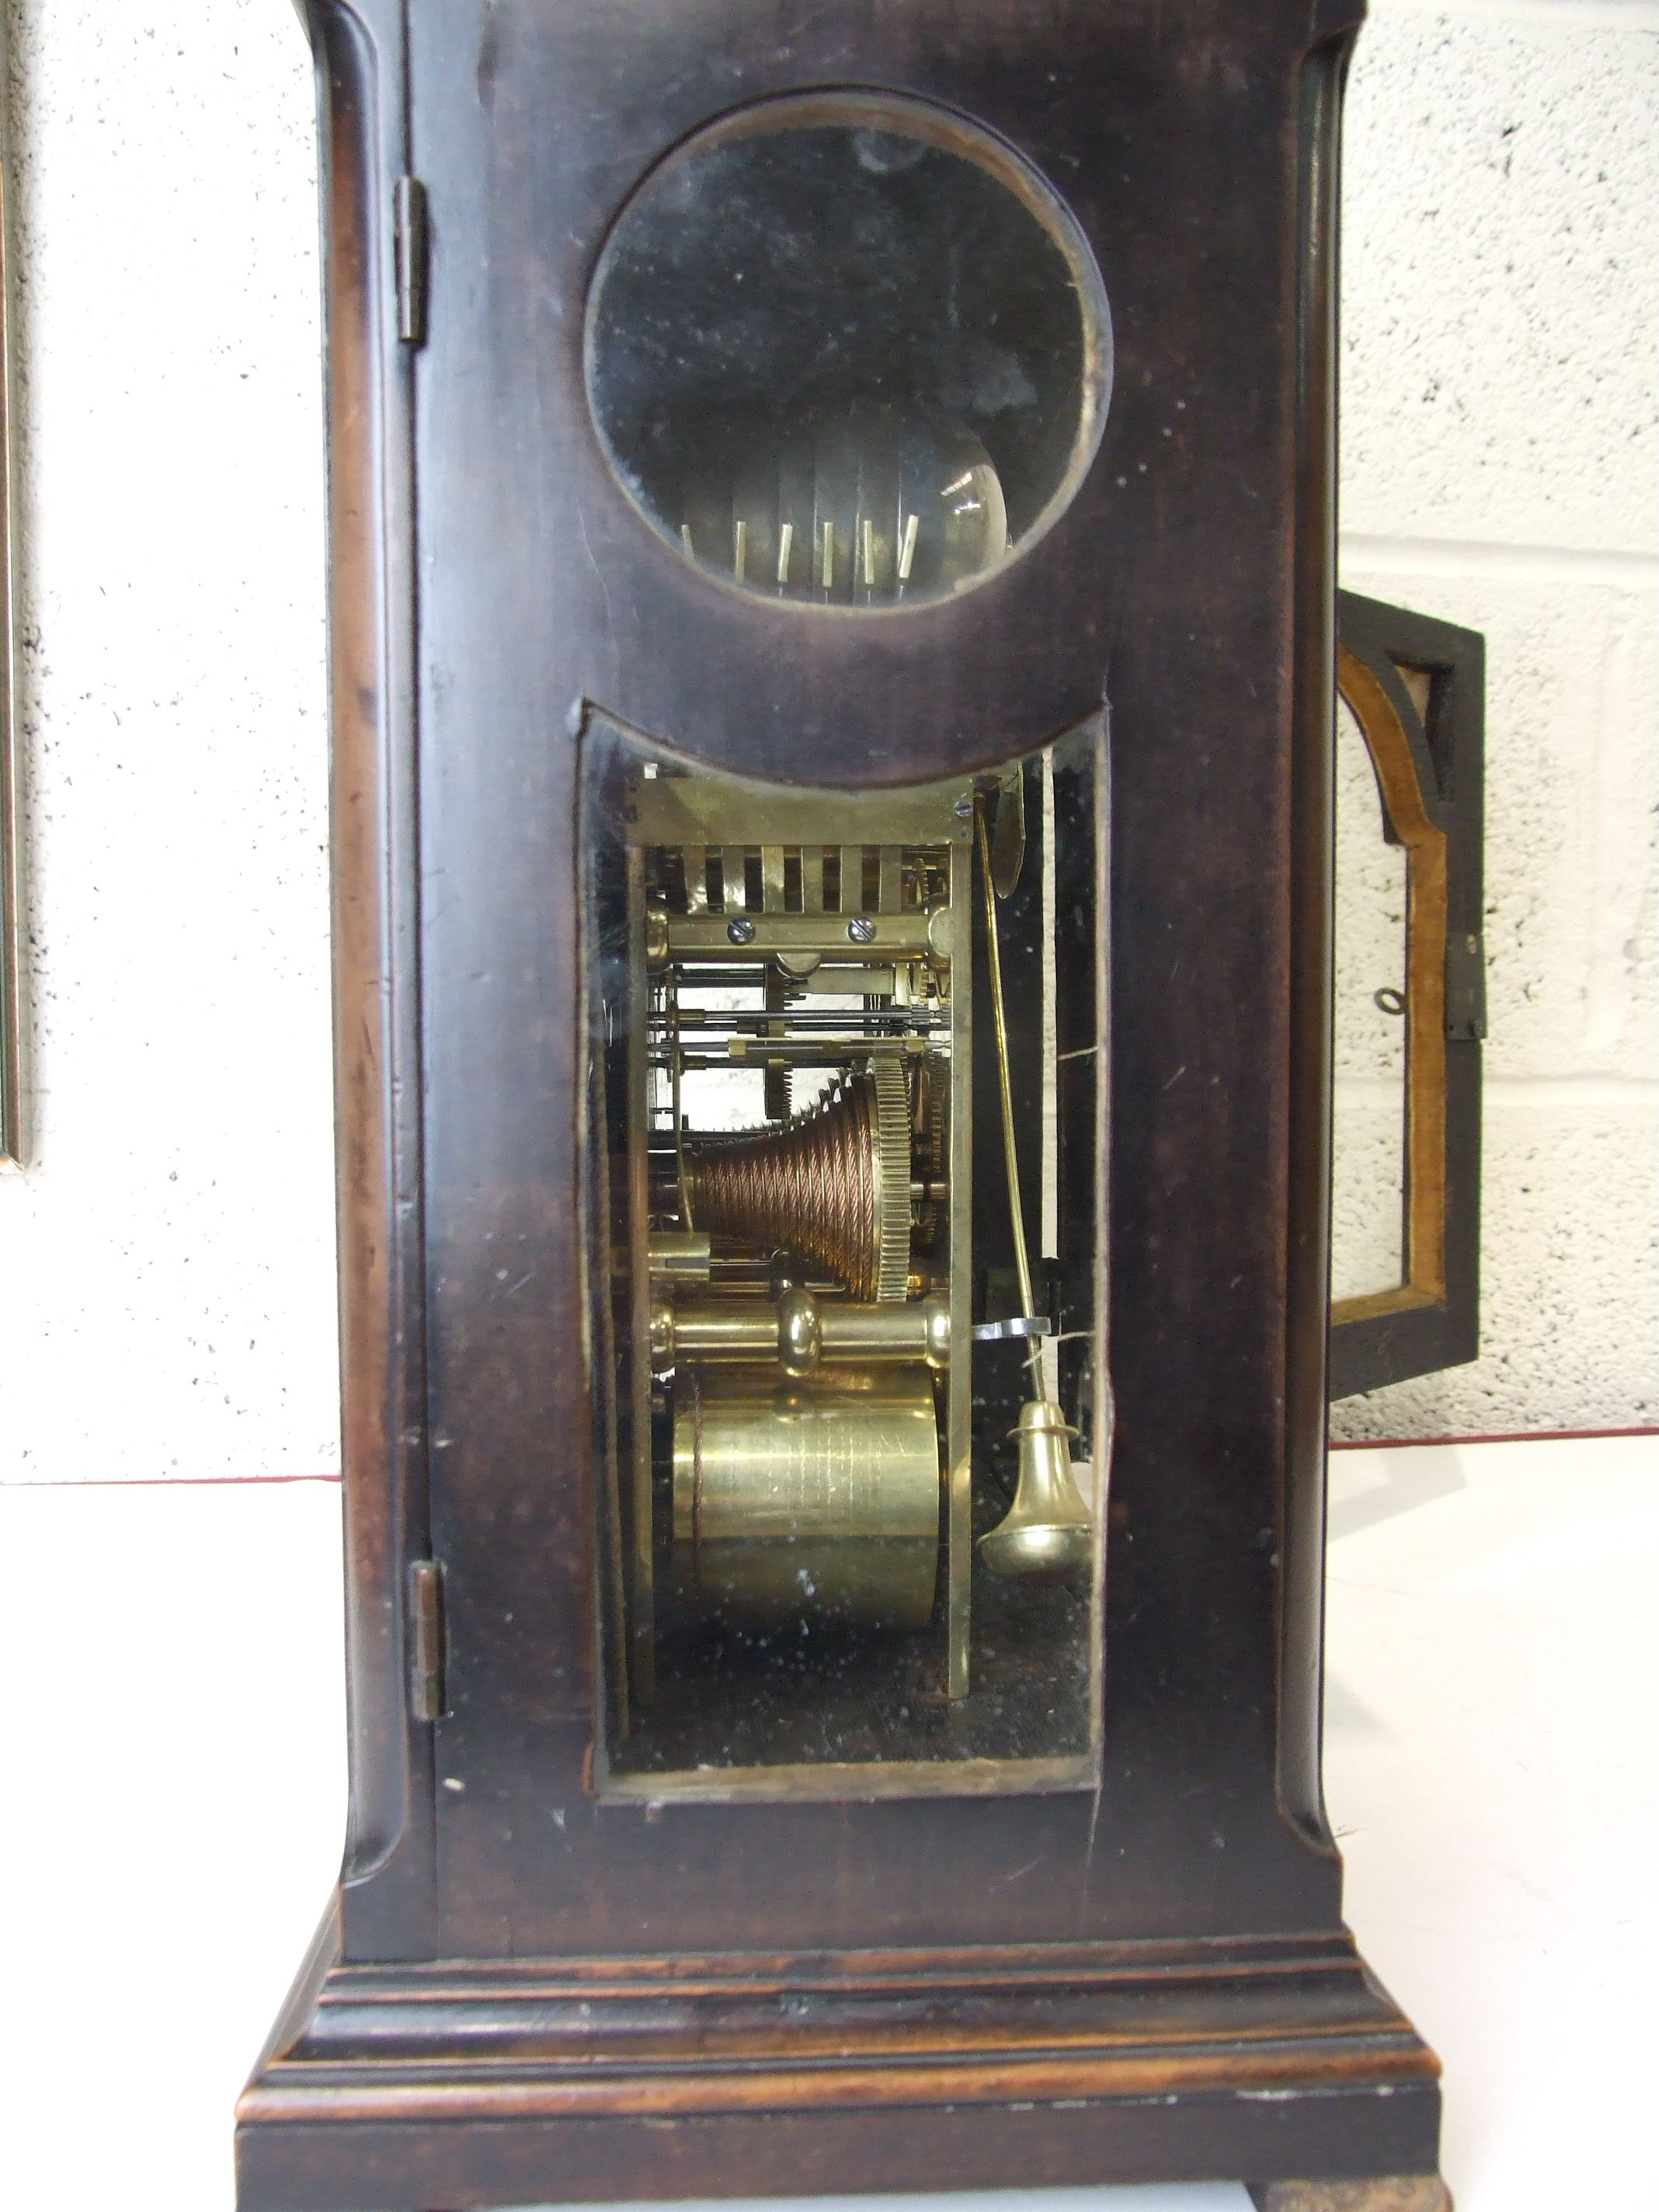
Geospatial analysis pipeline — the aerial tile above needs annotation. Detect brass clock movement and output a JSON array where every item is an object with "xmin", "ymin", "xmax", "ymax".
[{"xmin": 238, "ymin": 5, "xmax": 1476, "ymax": 2208}]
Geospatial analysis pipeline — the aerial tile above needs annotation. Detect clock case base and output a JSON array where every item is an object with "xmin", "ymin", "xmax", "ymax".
[{"xmin": 238, "ymin": 1907, "xmax": 1445, "ymax": 2210}]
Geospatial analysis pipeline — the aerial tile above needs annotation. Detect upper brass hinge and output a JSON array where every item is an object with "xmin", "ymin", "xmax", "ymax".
[
  {"xmin": 1445, "ymin": 927, "xmax": 1487, "ymax": 1042},
  {"xmin": 394, "ymin": 176, "xmax": 430, "ymax": 346},
  {"xmin": 408, "ymin": 1557, "xmax": 447, "ymax": 1721}
]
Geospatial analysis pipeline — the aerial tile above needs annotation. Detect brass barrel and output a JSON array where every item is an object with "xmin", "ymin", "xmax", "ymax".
[
  {"xmin": 671, "ymin": 1364, "xmax": 941, "ymax": 1626},
  {"xmin": 661, "ymin": 1292, "xmax": 950, "ymax": 1369}
]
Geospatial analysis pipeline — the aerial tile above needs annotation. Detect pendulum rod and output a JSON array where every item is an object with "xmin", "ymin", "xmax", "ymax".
[
  {"xmin": 975, "ymin": 793, "xmax": 1094, "ymax": 1582},
  {"xmin": 975, "ymin": 797, "xmax": 1044, "ymax": 1393},
  {"xmin": 670, "ymin": 976, "xmax": 690, "ymax": 1231}
]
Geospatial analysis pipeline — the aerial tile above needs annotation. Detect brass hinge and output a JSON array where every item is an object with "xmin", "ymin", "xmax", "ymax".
[
  {"xmin": 408, "ymin": 1557, "xmax": 447, "ymax": 1721},
  {"xmin": 1445, "ymin": 928, "xmax": 1487, "ymax": 1042},
  {"xmin": 394, "ymin": 176, "xmax": 430, "ymax": 346}
]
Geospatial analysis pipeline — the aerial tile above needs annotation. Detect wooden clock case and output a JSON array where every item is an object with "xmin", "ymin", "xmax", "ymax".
[{"xmin": 239, "ymin": 1, "xmax": 1452, "ymax": 2206}]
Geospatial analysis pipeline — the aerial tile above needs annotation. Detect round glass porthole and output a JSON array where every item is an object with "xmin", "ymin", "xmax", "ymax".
[{"xmin": 585, "ymin": 94, "xmax": 1111, "ymax": 610}]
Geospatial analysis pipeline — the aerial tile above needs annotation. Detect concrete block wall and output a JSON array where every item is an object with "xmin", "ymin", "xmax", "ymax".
[
  {"xmin": 1331, "ymin": 0, "xmax": 1657, "ymax": 1436},
  {"xmin": 0, "ymin": 0, "xmax": 1652, "ymax": 1481}
]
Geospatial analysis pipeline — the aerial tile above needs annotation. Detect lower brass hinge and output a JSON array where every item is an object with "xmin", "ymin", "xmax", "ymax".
[
  {"xmin": 394, "ymin": 176, "xmax": 430, "ymax": 346},
  {"xmin": 408, "ymin": 1558, "xmax": 447, "ymax": 1721}
]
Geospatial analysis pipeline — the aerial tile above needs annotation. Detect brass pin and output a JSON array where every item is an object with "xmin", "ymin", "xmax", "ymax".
[
  {"xmin": 777, "ymin": 521, "xmax": 794, "ymax": 586},
  {"xmin": 820, "ymin": 519, "xmax": 834, "ymax": 591},
  {"xmin": 861, "ymin": 516, "xmax": 875, "ymax": 590},
  {"xmin": 733, "ymin": 517, "xmax": 747, "ymax": 582},
  {"xmin": 897, "ymin": 513, "xmax": 920, "ymax": 583},
  {"xmin": 680, "ymin": 523, "xmax": 694, "ymax": 558}
]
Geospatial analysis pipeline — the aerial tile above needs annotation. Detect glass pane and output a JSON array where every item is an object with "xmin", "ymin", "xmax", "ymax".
[
  {"xmin": 586, "ymin": 94, "xmax": 1110, "ymax": 608},
  {"xmin": 1330, "ymin": 695, "xmax": 1409, "ymax": 1303},
  {"xmin": 582, "ymin": 719, "xmax": 1104, "ymax": 1797}
]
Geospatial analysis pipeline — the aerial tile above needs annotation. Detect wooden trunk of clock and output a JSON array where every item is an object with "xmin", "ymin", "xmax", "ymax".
[{"xmin": 238, "ymin": 0, "xmax": 1450, "ymax": 2204}]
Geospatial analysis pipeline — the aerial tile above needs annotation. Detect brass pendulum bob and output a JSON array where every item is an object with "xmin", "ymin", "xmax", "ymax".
[
  {"xmin": 979, "ymin": 1400, "xmax": 1094, "ymax": 1581},
  {"xmin": 972, "ymin": 795, "xmax": 1096, "ymax": 1584}
]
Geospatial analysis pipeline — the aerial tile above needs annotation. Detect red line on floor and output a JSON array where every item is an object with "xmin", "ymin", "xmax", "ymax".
[{"xmin": 1330, "ymin": 1425, "xmax": 1657, "ymax": 1451}]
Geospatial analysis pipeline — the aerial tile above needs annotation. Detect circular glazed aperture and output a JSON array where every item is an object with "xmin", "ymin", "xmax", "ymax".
[{"xmin": 586, "ymin": 99, "xmax": 1109, "ymax": 610}]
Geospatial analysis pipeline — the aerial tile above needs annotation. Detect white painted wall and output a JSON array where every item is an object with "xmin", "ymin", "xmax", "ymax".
[
  {"xmin": 0, "ymin": 0, "xmax": 1652, "ymax": 1481},
  {"xmin": 1330, "ymin": 696, "xmax": 1412, "ymax": 1304},
  {"xmin": 0, "ymin": 2, "xmax": 336, "ymax": 1481}
]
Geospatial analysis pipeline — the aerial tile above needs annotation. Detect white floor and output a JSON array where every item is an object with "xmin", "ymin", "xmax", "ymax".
[{"xmin": 2, "ymin": 1434, "xmax": 1654, "ymax": 2212}]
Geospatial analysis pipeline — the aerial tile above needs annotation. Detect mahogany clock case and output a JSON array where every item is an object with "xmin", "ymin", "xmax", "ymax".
[{"xmin": 238, "ymin": 0, "xmax": 1449, "ymax": 2206}]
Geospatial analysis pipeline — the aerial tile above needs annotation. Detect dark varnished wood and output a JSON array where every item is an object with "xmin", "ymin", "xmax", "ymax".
[
  {"xmin": 242, "ymin": 1917, "xmax": 1441, "ymax": 2206},
  {"xmin": 242, "ymin": 0, "xmax": 1448, "ymax": 2202},
  {"xmin": 304, "ymin": 0, "xmax": 434, "ymax": 1963},
  {"xmin": 410, "ymin": 0, "xmax": 1354, "ymax": 1959}
]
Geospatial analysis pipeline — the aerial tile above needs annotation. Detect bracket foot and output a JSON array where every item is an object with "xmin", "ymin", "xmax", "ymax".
[{"xmin": 1248, "ymin": 2182, "xmax": 1452, "ymax": 2212}]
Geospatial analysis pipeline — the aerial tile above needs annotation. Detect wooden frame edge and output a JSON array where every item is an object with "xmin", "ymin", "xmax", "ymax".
[{"xmin": 1331, "ymin": 645, "xmax": 1449, "ymax": 1326}]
